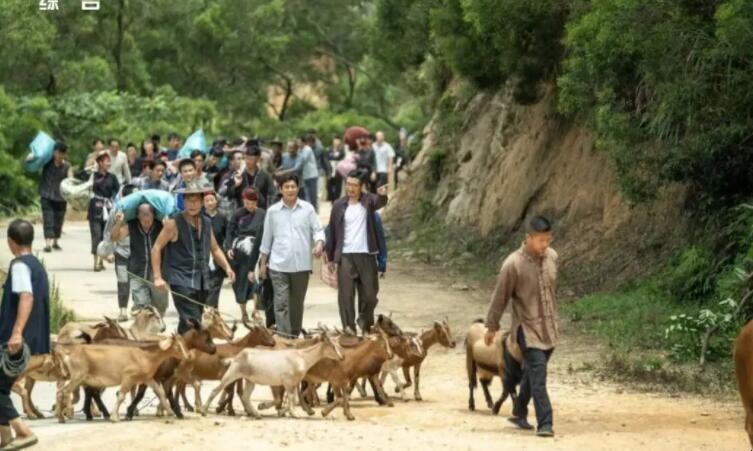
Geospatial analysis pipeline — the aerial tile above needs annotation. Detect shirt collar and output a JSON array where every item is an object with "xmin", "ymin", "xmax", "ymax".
[{"xmin": 281, "ymin": 199, "xmax": 301, "ymax": 210}]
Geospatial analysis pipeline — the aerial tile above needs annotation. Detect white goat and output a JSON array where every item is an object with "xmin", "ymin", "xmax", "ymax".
[{"xmin": 201, "ymin": 333, "xmax": 344, "ymax": 418}]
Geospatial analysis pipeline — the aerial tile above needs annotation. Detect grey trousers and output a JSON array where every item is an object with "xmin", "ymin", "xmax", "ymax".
[
  {"xmin": 269, "ymin": 270, "xmax": 310, "ymax": 337},
  {"xmin": 337, "ymin": 253, "xmax": 379, "ymax": 334},
  {"xmin": 130, "ymin": 276, "xmax": 169, "ymax": 317}
]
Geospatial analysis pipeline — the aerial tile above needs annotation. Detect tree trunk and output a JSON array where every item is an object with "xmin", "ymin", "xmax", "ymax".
[
  {"xmin": 345, "ymin": 65, "xmax": 356, "ymax": 109},
  {"xmin": 278, "ymin": 77, "xmax": 293, "ymax": 121},
  {"xmin": 113, "ymin": 0, "xmax": 126, "ymax": 92}
]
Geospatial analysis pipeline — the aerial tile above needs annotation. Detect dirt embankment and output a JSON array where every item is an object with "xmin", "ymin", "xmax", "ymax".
[{"xmin": 385, "ymin": 83, "xmax": 687, "ymax": 293}]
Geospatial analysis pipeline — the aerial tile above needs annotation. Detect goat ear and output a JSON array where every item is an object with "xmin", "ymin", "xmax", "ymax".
[{"xmin": 434, "ymin": 320, "xmax": 442, "ymax": 328}]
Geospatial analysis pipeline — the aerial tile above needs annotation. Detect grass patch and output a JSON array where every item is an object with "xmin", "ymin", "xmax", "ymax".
[
  {"xmin": 0, "ymin": 268, "xmax": 75, "ymax": 334},
  {"xmin": 563, "ymin": 285, "xmax": 736, "ymax": 394}
]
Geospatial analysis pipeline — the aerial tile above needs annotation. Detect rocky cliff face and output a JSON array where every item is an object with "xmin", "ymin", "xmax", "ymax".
[{"xmin": 385, "ymin": 84, "xmax": 687, "ymax": 293}]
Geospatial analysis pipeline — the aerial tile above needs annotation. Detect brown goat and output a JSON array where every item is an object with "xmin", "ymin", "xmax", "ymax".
[
  {"xmin": 465, "ymin": 320, "xmax": 523, "ymax": 414},
  {"xmin": 734, "ymin": 318, "xmax": 753, "ymax": 445}
]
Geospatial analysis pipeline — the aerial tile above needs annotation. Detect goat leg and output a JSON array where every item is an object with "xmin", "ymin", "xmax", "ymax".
[
  {"xmin": 369, "ymin": 375, "xmax": 393, "ymax": 407},
  {"xmin": 300, "ymin": 382, "xmax": 315, "ymax": 416},
  {"xmin": 388, "ymin": 369, "xmax": 406, "ymax": 400},
  {"xmin": 83, "ymin": 387, "xmax": 94, "ymax": 421},
  {"xmin": 149, "ymin": 380, "xmax": 173, "ymax": 418},
  {"xmin": 413, "ymin": 363, "xmax": 423, "ymax": 401},
  {"xmin": 480, "ymin": 378, "xmax": 493, "ymax": 409},
  {"xmin": 163, "ymin": 379, "xmax": 183, "ymax": 419},
  {"xmin": 240, "ymin": 379, "xmax": 261, "ymax": 419},
  {"xmin": 341, "ymin": 386, "xmax": 355, "ymax": 421},
  {"xmin": 13, "ymin": 378, "xmax": 36, "ymax": 420},
  {"xmin": 126, "ymin": 385, "xmax": 148, "ymax": 420},
  {"xmin": 356, "ymin": 377, "xmax": 368, "ymax": 398},
  {"xmin": 179, "ymin": 382, "xmax": 194, "ymax": 412},
  {"xmin": 91, "ymin": 388, "xmax": 110, "ymax": 420},
  {"xmin": 402, "ymin": 365, "xmax": 413, "ymax": 389}
]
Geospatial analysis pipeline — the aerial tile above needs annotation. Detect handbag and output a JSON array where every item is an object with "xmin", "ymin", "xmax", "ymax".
[{"xmin": 320, "ymin": 254, "xmax": 338, "ymax": 289}]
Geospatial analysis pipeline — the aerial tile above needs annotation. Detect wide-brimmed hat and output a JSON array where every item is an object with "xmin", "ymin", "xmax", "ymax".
[{"xmin": 174, "ymin": 182, "xmax": 214, "ymax": 195}]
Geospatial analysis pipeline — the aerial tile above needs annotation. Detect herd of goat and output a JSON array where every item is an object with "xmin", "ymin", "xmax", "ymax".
[{"xmin": 10, "ymin": 306, "xmax": 524, "ymax": 423}]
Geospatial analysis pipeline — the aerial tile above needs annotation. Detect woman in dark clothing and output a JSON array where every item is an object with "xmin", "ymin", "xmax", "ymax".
[
  {"xmin": 225, "ymin": 187, "xmax": 265, "ymax": 323},
  {"xmin": 88, "ymin": 152, "xmax": 120, "ymax": 272},
  {"xmin": 203, "ymin": 191, "xmax": 228, "ymax": 308},
  {"xmin": 326, "ymin": 136, "xmax": 346, "ymax": 202},
  {"xmin": 127, "ymin": 143, "xmax": 144, "ymax": 178}
]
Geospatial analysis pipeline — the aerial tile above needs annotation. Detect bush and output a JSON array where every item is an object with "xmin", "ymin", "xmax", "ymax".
[
  {"xmin": 660, "ymin": 247, "xmax": 715, "ymax": 303},
  {"xmin": 49, "ymin": 276, "xmax": 75, "ymax": 334}
]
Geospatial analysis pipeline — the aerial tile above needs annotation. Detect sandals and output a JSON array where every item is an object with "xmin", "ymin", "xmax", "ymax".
[{"xmin": 2, "ymin": 434, "xmax": 38, "ymax": 450}]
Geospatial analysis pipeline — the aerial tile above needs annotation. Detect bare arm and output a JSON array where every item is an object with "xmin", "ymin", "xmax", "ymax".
[{"xmin": 151, "ymin": 219, "xmax": 177, "ymax": 284}]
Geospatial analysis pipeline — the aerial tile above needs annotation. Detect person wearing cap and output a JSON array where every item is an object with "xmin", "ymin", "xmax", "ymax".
[
  {"xmin": 226, "ymin": 145, "xmax": 274, "ymax": 210},
  {"xmin": 225, "ymin": 187, "xmax": 265, "ymax": 323},
  {"xmin": 202, "ymin": 191, "xmax": 228, "ymax": 309},
  {"xmin": 259, "ymin": 173, "xmax": 325, "ymax": 337},
  {"xmin": 88, "ymin": 152, "xmax": 120, "ymax": 272},
  {"xmin": 151, "ymin": 184, "xmax": 235, "ymax": 333},
  {"xmin": 39, "ymin": 141, "xmax": 73, "ymax": 253}
]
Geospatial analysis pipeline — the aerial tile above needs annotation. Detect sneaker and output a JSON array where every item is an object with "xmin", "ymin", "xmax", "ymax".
[
  {"xmin": 43, "ymin": 246, "xmax": 52, "ymax": 253},
  {"xmin": 507, "ymin": 416, "xmax": 534, "ymax": 430},
  {"xmin": 536, "ymin": 426, "xmax": 555, "ymax": 437}
]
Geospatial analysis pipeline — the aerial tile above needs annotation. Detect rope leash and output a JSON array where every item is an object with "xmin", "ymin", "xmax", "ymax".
[
  {"xmin": 125, "ymin": 271, "xmax": 301, "ymax": 339},
  {"xmin": 0, "ymin": 343, "xmax": 29, "ymax": 377}
]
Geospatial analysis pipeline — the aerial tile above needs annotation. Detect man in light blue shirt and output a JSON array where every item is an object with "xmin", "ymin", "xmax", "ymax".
[
  {"xmin": 290, "ymin": 135, "xmax": 320, "ymax": 212},
  {"xmin": 259, "ymin": 173, "xmax": 325, "ymax": 336}
]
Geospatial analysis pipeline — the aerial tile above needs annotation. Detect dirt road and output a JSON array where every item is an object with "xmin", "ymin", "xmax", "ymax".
[{"xmin": 0, "ymin": 221, "xmax": 746, "ymax": 450}]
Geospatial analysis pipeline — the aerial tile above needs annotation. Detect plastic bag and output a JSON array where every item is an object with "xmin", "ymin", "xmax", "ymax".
[
  {"xmin": 177, "ymin": 129, "xmax": 208, "ymax": 159},
  {"xmin": 320, "ymin": 254, "xmax": 338, "ymax": 289},
  {"xmin": 60, "ymin": 177, "xmax": 93, "ymax": 211},
  {"xmin": 114, "ymin": 189, "xmax": 177, "ymax": 221},
  {"xmin": 24, "ymin": 132, "xmax": 55, "ymax": 172},
  {"xmin": 336, "ymin": 152, "xmax": 358, "ymax": 178}
]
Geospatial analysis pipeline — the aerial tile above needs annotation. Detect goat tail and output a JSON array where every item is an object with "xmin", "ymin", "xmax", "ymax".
[{"xmin": 78, "ymin": 331, "xmax": 93, "ymax": 344}]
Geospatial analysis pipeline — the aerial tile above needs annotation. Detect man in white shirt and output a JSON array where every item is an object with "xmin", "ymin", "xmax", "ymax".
[
  {"xmin": 107, "ymin": 138, "xmax": 132, "ymax": 184},
  {"xmin": 373, "ymin": 131, "xmax": 395, "ymax": 191},
  {"xmin": 325, "ymin": 170, "xmax": 388, "ymax": 334},
  {"xmin": 259, "ymin": 173, "xmax": 325, "ymax": 337}
]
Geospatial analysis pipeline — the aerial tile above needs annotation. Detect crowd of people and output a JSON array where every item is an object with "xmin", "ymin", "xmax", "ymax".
[{"xmin": 36, "ymin": 128, "xmax": 407, "ymax": 331}]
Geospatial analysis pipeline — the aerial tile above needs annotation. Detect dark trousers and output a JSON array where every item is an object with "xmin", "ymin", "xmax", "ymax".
[
  {"xmin": 89, "ymin": 218, "xmax": 106, "ymax": 255},
  {"xmin": 115, "ymin": 254, "xmax": 130, "ymax": 309},
  {"xmin": 513, "ymin": 327, "xmax": 554, "ymax": 429},
  {"xmin": 41, "ymin": 198, "xmax": 67, "ymax": 239},
  {"xmin": 171, "ymin": 285, "xmax": 207, "ymax": 334},
  {"xmin": 303, "ymin": 177, "xmax": 318, "ymax": 212},
  {"xmin": 269, "ymin": 270, "xmax": 309, "ymax": 337},
  {"xmin": 257, "ymin": 277, "xmax": 275, "ymax": 328},
  {"xmin": 0, "ymin": 370, "xmax": 19, "ymax": 425},
  {"xmin": 377, "ymin": 172, "xmax": 388, "ymax": 189},
  {"xmin": 206, "ymin": 270, "xmax": 225, "ymax": 308},
  {"xmin": 337, "ymin": 253, "xmax": 379, "ymax": 334},
  {"xmin": 326, "ymin": 175, "xmax": 342, "ymax": 202}
]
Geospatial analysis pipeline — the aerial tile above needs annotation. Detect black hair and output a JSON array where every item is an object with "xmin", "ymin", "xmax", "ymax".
[
  {"xmin": 346, "ymin": 169, "xmax": 366, "ymax": 185},
  {"xmin": 108, "ymin": 137, "xmax": 119, "ymax": 146},
  {"xmin": 212, "ymin": 137, "xmax": 228, "ymax": 147},
  {"xmin": 121, "ymin": 184, "xmax": 139, "ymax": 197},
  {"xmin": 8, "ymin": 219, "xmax": 34, "ymax": 246},
  {"xmin": 306, "ymin": 128, "xmax": 317, "ymax": 135},
  {"xmin": 232, "ymin": 138, "xmax": 245, "ymax": 146},
  {"xmin": 92, "ymin": 137, "xmax": 104, "ymax": 146},
  {"xmin": 168, "ymin": 132, "xmax": 180, "ymax": 141},
  {"xmin": 151, "ymin": 134, "xmax": 161, "ymax": 143},
  {"xmin": 53, "ymin": 141, "xmax": 68, "ymax": 153},
  {"xmin": 332, "ymin": 135, "xmax": 341, "ymax": 140},
  {"xmin": 178, "ymin": 158, "xmax": 196, "ymax": 172},
  {"xmin": 304, "ymin": 134, "xmax": 316, "ymax": 145},
  {"xmin": 528, "ymin": 216, "xmax": 553, "ymax": 234},
  {"xmin": 278, "ymin": 172, "xmax": 299, "ymax": 187},
  {"xmin": 190, "ymin": 150, "xmax": 204, "ymax": 159},
  {"xmin": 147, "ymin": 159, "xmax": 166, "ymax": 170},
  {"xmin": 229, "ymin": 149, "xmax": 243, "ymax": 159},
  {"xmin": 210, "ymin": 149, "xmax": 224, "ymax": 159},
  {"xmin": 126, "ymin": 142, "xmax": 137, "ymax": 149},
  {"xmin": 245, "ymin": 146, "xmax": 261, "ymax": 157}
]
